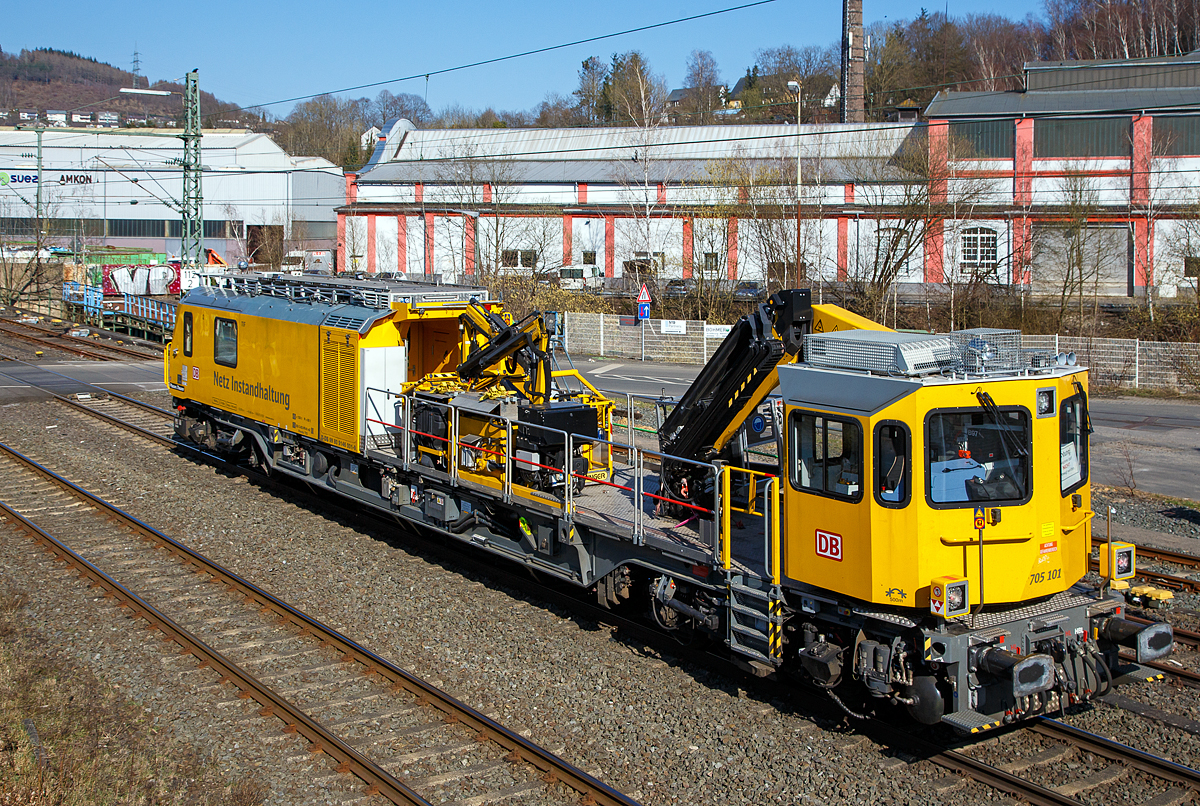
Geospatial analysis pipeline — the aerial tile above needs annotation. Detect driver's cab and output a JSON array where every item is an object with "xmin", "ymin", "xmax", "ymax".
[{"xmin": 775, "ymin": 328, "xmax": 1091, "ymax": 613}]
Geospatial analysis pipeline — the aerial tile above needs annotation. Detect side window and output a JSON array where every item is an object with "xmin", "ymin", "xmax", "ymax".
[
  {"xmin": 183, "ymin": 311, "xmax": 193, "ymax": 357},
  {"xmin": 874, "ymin": 422, "xmax": 910, "ymax": 507},
  {"xmin": 214, "ymin": 317, "xmax": 237, "ymax": 368},
  {"xmin": 789, "ymin": 411, "xmax": 863, "ymax": 501},
  {"xmin": 1060, "ymin": 393, "xmax": 1088, "ymax": 494}
]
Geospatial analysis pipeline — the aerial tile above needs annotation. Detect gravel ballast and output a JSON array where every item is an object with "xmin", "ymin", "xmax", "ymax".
[{"xmin": 1, "ymin": 395, "xmax": 1197, "ymax": 804}]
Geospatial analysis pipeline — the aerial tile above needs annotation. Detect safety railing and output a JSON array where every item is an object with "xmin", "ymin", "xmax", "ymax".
[
  {"xmin": 360, "ymin": 387, "xmax": 736, "ymax": 560},
  {"xmin": 719, "ymin": 465, "xmax": 782, "ymax": 582},
  {"xmin": 61, "ymin": 282, "xmax": 177, "ymax": 327}
]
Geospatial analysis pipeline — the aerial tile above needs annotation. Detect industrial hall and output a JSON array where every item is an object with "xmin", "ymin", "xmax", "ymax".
[
  {"xmin": 338, "ymin": 50, "xmax": 1200, "ymax": 301},
  {"xmin": 0, "ymin": 127, "xmax": 343, "ymax": 263}
]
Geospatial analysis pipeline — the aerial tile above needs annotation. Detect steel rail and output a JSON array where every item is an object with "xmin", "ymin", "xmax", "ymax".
[
  {"xmin": 1031, "ymin": 717, "xmax": 1200, "ymax": 787},
  {"xmin": 0, "ymin": 318, "xmax": 156, "ymax": 360},
  {"xmin": 1089, "ymin": 558, "xmax": 1200, "ymax": 593},
  {"xmin": 0, "ymin": 499, "xmax": 430, "ymax": 806},
  {"xmin": 0, "ymin": 321, "xmax": 126, "ymax": 361},
  {"xmin": 49, "ymin": 392, "xmax": 176, "ymax": 447},
  {"xmin": 862, "ymin": 719, "xmax": 1084, "ymax": 806},
  {"xmin": 0, "ymin": 354, "xmax": 174, "ymax": 419},
  {"xmin": 0, "ymin": 441, "xmax": 642, "ymax": 806}
]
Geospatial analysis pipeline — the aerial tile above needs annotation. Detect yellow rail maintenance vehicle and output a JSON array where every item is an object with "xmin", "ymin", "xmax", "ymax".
[{"xmin": 167, "ymin": 275, "xmax": 1171, "ymax": 734}]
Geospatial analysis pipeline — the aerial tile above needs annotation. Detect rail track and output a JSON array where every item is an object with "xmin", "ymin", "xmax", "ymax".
[
  {"xmin": 910, "ymin": 716, "xmax": 1200, "ymax": 806},
  {"xmin": 7, "ymin": 365, "xmax": 1200, "ymax": 804},
  {"xmin": 0, "ymin": 440, "xmax": 641, "ymax": 806},
  {"xmin": 0, "ymin": 318, "xmax": 156, "ymax": 361}
]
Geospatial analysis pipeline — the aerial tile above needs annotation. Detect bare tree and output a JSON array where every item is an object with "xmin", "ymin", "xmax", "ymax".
[
  {"xmin": 682, "ymin": 50, "xmax": 723, "ymax": 125},
  {"xmin": 574, "ymin": 56, "xmax": 609, "ymax": 124},
  {"xmin": 370, "ymin": 90, "xmax": 433, "ymax": 127},
  {"xmin": 284, "ymin": 94, "xmax": 371, "ymax": 168},
  {"xmin": 842, "ymin": 128, "xmax": 992, "ymax": 321},
  {"xmin": 602, "ymin": 51, "xmax": 669, "ymax": 127}
]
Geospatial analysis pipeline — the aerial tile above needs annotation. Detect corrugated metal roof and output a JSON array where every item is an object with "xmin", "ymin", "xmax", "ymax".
[
  {"xmin": 926, "ymin": 87, "xmax": 1200, "ymax": 118},
  {"xmin": 0, "ymin": 128, "xmax": 340, "ymax": 173},
  {"xmin": 361, "ymin": 123, "xmax": 914, "ymax": 172}
]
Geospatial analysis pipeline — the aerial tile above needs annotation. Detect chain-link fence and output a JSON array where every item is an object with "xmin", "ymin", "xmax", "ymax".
[{"xmin": 565, "ymin": 312, "xmax": 1200, "ymax": 393}]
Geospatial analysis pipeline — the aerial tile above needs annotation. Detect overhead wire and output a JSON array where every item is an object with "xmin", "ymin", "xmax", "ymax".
[{"xmin": 196, "ymin": 0, "xmax": 778, "ymax": 121}]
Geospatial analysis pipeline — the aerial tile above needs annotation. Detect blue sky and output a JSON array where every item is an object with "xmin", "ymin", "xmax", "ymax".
[{"xmin": 8, "ymin": 0, "xmax": 1045, "ymax": 118}]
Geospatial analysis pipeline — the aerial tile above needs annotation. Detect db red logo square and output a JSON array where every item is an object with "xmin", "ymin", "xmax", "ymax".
[{"xmin": 816, "ymin": 529, "xmax": 843, "ymax": 561}]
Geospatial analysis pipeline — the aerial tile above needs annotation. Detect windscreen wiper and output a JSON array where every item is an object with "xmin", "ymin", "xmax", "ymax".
[
  {"xmin": 975, "ymin": 390, "xmax": 1028, "ymax": 459},
  {"xmin": 1072, "ymin": 379, "xmax": 1094, "ymax": 435}
]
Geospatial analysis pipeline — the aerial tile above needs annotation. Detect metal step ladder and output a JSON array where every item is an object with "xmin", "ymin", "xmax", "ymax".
[{"xmin": 726, "ymin": 572, "xmax": 784, "ymax": 667}]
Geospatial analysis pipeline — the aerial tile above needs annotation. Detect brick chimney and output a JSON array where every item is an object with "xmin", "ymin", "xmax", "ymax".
[{"xmin": 840, "ymin": 0, "xmax": 865, "ymax": 123}]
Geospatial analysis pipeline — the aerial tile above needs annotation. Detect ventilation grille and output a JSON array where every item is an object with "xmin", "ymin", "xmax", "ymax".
[
  {"xmin": 320, "ymin": 339, "xmax": 358, "ymax": 447},
  {"xmin": 805, "ymin": 331, "xmax": 957, "ymax": 376},
  {"xmin": 323, "ymin": 315, "xmax": 367, "ymax": 331}
]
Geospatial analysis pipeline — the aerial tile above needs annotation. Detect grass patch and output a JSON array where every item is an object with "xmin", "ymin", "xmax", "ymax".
[{"xmin": 0, "ymin": 581, "xmax": 266, "ymax": 805}]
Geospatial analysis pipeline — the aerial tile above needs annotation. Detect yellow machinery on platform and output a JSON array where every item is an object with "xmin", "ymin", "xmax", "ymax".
[{"xmin": 167, "ymin": 273, "xmax": 1172, "ymax": 735}]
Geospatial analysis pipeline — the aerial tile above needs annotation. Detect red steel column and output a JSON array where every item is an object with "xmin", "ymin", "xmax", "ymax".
[
  {"xmin": 727, "ymin": 217, "xmax": 739, "ymax": 280},
  {"xmin": 1014, "ymin": 118, "xmax": 1033, "ymax": 205},
  {"xmin": 578, "ymin": 182, "xmax": 588, "ymax": 204},
  {"xmin": 1131, "ymin": 115, "xmax": 1153, "ymax": 207},
  {"xmin": 366, "ymin": 214, "xmax": 376, "ymax": 273},
  {"xmin": 682, "ymin": 218, "xmax": 694, "ymax": 279},
  {"xmin": 837, "ymin": 217, "xmax": 848, "ymax": 281},
  {"xmin": 464, "ymin": 215, "xmax": 476, "ymax": 275},
  {"xmin": 562, "ymin": 213, "xmax": 573, "ymax": 267},
  {"xmin": 605, "ymin": 215, "xmax": 615, "ymax": 278},
  {"xmin": 337, "ymin": 214, "xmax": 346, "ymax": 274},
  {"xmin": 1135, "ymin": 218, "xmax": 1154, "ymax": 290},
  {"xmin": 924, "ymin": 220, "xmax": 944, "ymax": 283},
  {"xmin": 1011, "ymin": 217, "xmax": 1032, "ymax": 285}
]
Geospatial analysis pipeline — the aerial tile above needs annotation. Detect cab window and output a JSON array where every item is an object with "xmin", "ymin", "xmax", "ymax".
[
  {"xmin": 1060, "ymin": 393, "xmax": 1088, "ymax": 494},
  {"xmin": 182, "ymin": 311, "xmax": 193, "ymax": 357},
  {"xmin": 214, "ymin": 318, "xmax": 237, "ymax": 368},
  {"xmin": 874, "ymin": 422, "xmax": 910, "ymax": 507},
  {"xmin": 789, "ymin": 411, "xmax": 863, "ymax": 501},
  {"xmin": 926, "ymin": 408, "xmax": 1030, "ymax": 506}
]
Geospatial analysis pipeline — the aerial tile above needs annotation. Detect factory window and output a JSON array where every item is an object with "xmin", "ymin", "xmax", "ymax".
[
  {"xmin": 1185, "ymin": 256, "xmax": 1200, "ymax": 278},
  {"xmin": 703, "ymin": 253, "xmax": 720, "ymax": 278},
  {"xmin": 789, "ymin": 411, "xmax": 862, "ymax": 501},
  {"xmin": 926, "ymin": 408, "xmax": 1030, "ymax": 507},
  {"xmin": 960, "ymin": 227, "xmax": 999, "ymax": 277},
  {"xmin": 107, "ymin": 219, "xmax": 167, "ymax": 238},
  {"xmin": 582, "ymin": 251, "xmax": 597, "ymax": 265},
  {"xmin": 1034, "ymin": 118, "xmax": 1131, "ymax": 158},
  {"xmin": 520, "ymin": 250, "xmax": 537, "ymax": 268},
  {"xmin": 214, "ymin": 317, "xmax": 237, "ymax": 368},
  {"xmin": 874, "ymin": 422, "xmax": 910, "ymax": 508},
  {"xmin": 501, "ymin": 250, "xmax": 519, "ymax": 268},
  {"xmin": 183, "ymin": 311, "xmax": 193, "ymax": 357},
  {"xmin": 1060, "ymin": 392, "xmax": 1089, "ymax": 494}
]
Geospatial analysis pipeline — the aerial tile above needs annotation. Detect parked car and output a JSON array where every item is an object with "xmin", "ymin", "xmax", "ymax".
[
  {"xmin": 732, "ymin": 280, "xmax": 767, "ymax": 302},
  {"xmin": 663, "ymin": 278, "xmax": 697, "ymax": 299}
]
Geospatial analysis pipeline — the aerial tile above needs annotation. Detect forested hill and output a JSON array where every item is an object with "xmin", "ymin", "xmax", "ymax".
[{"xmin": 0, "ymin": 47, "xmax": 246, "ymax": 123}]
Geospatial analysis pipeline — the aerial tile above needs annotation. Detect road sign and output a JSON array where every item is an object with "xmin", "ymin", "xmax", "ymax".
[
  {"xmin": 974, "ymin": 504, "xmax": 986, "ymax": 531},
  {"xmin": 637, "ymin": 283, "xmax": 652, "ymax": 304},
  {"xmin": 637, "ymin": 302, "xmax": 650, "ymax": 320}
]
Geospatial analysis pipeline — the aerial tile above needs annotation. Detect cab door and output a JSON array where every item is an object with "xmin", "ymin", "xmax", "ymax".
[{"xmin": 782, "ymin": 407, "xmax": 872, "ymax": 600}]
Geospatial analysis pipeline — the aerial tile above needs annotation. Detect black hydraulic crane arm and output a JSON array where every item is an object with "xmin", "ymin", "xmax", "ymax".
[
  {"xmin": 658, "ymin": 289, "xmax": 812, "ymax": 465},
  {"xmin": 457, "ymin": 301, "xmax": 553, "ymax": 403}
]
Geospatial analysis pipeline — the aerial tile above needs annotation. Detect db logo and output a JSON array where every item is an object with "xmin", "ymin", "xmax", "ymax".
[{"xmin": 815, "ymin": 529, "xmax": 843, "ymax": 561}]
